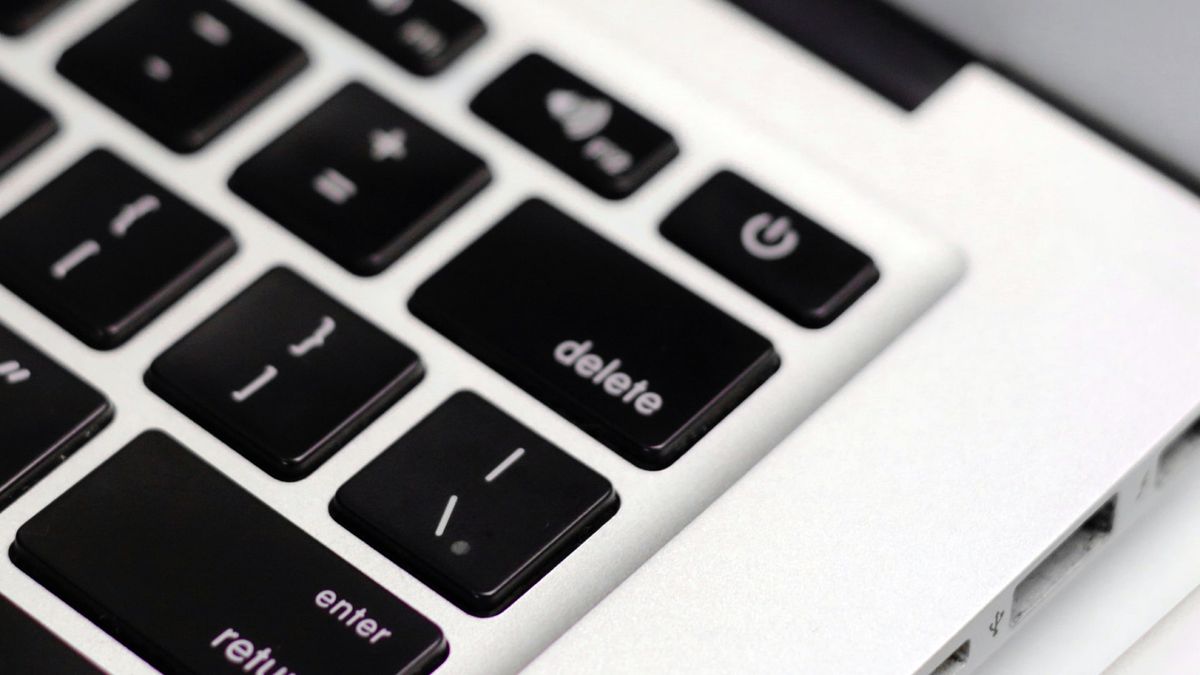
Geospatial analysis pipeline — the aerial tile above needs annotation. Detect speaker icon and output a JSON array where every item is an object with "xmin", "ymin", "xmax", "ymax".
[{"xmin": 545, "ymin": 89, "xmax": 613, "ymax": 141}]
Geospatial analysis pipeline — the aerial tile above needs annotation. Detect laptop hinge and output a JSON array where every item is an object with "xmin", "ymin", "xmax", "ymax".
[{"xmin": 727, "ymin": 0, "xmax": 971, "ymax": 111}]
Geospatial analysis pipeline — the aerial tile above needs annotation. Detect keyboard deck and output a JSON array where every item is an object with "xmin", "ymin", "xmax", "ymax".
[{"xmin": 0, "ymin": 0, "xmax": 961, "ymax": 672}]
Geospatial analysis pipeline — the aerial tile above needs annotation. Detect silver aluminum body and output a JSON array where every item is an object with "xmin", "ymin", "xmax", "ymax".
[{"xmin": 2, "ymin": 1, "xmax": 1199, "ymax": 674}]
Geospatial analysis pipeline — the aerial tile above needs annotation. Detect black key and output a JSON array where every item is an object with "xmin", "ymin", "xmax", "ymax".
[
  {"xmin": 0, "ymin": 0, "xmax": 69, "ymax": 36},
  {"xmin": 57, "ymin": 0, "xmax": 307, "ymax": 153},
  {"xmin": 334, "ymin": 392, "xmax": 618, "ymax": 616},
  {"xmin": 471, "ymin": 54, "xmax": 678, "ymax": 200},
  {"xmin": 301, "ymin": 0, "xmax": 485, "ymax": 76},
  {"xmin": 0, "ymin": 79, "xmax": 57, "ymax": 176},
  {"xmin": 231, "ymin": 83, "xmax": 490, "ymax": 276},
  {"xmin": 0, "ymin": 150, "xmax": 236, "ymax": 349},
  {"xmin": 0, "ymin": 321, "xmax": 111, "ymax": 509},
  {"xmin": 410, "ymin": 200, "xmax": 778, "ymax": 470},
  {"xmin": 0, "ymin": 594, "xmax": 101, "ymax": 674},
  {"xmin": 661, "ymin": 171, "xmax": 879, "ymax": 328},
  {"xmin": 12, "ymin": 431, "xmax": 448, "ymax": 675},
  {"xmin": 147, "ymin": 268, "xmax": 423, "ymax": 480}
]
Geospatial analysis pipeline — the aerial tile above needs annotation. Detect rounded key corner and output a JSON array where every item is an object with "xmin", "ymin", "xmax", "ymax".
[
  {"xmin": 460, "ymin": 592, "xmax": 510, "ymax": 619},
  {"xmin": 428, "ymin": 632, "xmax": 451, "ymax": 668},
  {"xmin": 260, "ymin": 263, "xmax": 301, "ymax": 280},
  {"xmin": 586, "ymin": 484, "xmax": 622, "ymax": 524},
  {"xmin": 628, "ymin": 447, "xmax": 682, "ymax": 472},
  {"xmin": 256, "ymin": 438, "xmax": 340, "ymax": 483},
  {"xmin": 131, "ymin": 428, "xmax": 172, "ymax": 444},
  {"xmin": 141, "ymin": 360, "xmax": 175, "ymax": 397},
  {"xmin": 73, "ymin": 146, "xmax": 124, "ymax": 168},
  {"xmin": 169, "ymin": 132, "xmax": 207, "ymax": 156},
  {"xmin": 800, "ymin": 261, "xmax": 883, "ymax": 329},
  {"xmin": 407, "ymin": 630, "xmax": 451, "ymax": 673},
  {"xmin": 347, "ymin": 254, "xmax": 393, "ymax": 278},
  {"xmin": 7, "ymin": 536, "xmax": 34, "ymax": 569},
  {"xmin": 283, "ymin": 45, "xmax": 313, "ymax": 72},
  {"xmin": 31, "ymin": 111, "xmax": 59, "ymax": 140},
  {"xmin": 443, "ymin": 388, "xmax": 488, "ymax": 408},
  {"xmin": 395, "ymin": 356, "xmax": 427, "ymax": 388},
  {"xmin": 210, "ymin": 227, "xmax": 241, "ymax": 257},
  {"xmin": 88, "ymin": 397, "xmax": 117, "ymax": 431},
  {"xmin": 81, "ymin": 324, "xmax": 131, "ymax": 352},
  {"xmin": 52, "ymin": 48, "xmax": 80, "ymax": 78},
  {"xmin": 327, "ymin": 489, "xmax": 351, "ymax": 520},
  {"xmin": 264, "ymin": 457, "xmax": 317, "ymax": 483}
]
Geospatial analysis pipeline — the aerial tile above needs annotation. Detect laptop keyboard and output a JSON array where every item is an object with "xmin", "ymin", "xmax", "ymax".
[
  {"xmin": 13, "ymin": 430, "xmax": 450, "ymax": 674},
  {"xmin": 0, "ymin": 321, "xmax": 111, "ymax": 508},
  {"xmin": 472, "ymin": 53, "xmax": 680, "ymax": 200},
  {"xmin": 0, "ymin": 149, "xmax": 236, "ymax": 349},
  {"xmin": 0, "ymin": 0, "xmax": 960, "ymax": 672},
  {"xmin": 409, "ymin": 199, "xmax": 779, "ymax": 470},
  {"xmin": 299, "ymin": 0, "xmax": 486, "ymax": 77},
  {"xmin": 147, "ymin": 267, "xmax": 425, "ymax": 480},
  {"xmin": 661, "ymin": 170, "xmax": 880, "ymax": 329},
  {"xmin": 229, "ymin": 82, "xmax": 491, "ymax": 276},
  {"xmin": 333, "ymin": 391, "xmax": 619, "ymax": 618},
  {"xmin": 0, "ymin": 79, "xmax": 56, "ymax": 176},
  {"xmin": 58, "ymin": 0, "xmax": 308, "ymax": 153}
]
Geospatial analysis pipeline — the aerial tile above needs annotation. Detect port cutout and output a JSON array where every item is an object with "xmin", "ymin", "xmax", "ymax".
[
  {"xmin": 1157, "ymin": 420, "xmax": 1200, "ymax": 486},
  {"xmin": 1011, "ymin": 497, "xmax": 1116, "ymax": 626},
  {"xmin": 929, "ymin": 640, "xmax": 970, "ymax": 675}
]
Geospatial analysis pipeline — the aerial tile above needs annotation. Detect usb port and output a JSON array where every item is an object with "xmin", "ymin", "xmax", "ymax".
[
  {"xmin": 1158, "ymin": 421, "xmax": 1200, "ymax": 486},
  {"xmin": 929, "ymin": 640, "xmax": 970, "ymax": 674},
  {"xmin": 1011, "ymin": 497, "xmax": 1116, "ymax": 626}
]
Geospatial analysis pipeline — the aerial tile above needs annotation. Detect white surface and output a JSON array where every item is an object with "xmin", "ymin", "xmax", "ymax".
[
  {"xmin": 530, "ymin": 1, "xmax": 1200, "ymax": 673},
  {"xmin": 976, "ymin": 433, "xmax": 1200, "ymax": 675},
  {"xmin": 886, "ymin": 0, "xmax": 1200, "ymax": 182},
  {"xmin": 1106, "ymin": 587, "xmax": 1200, "ymax": 675},
  {"xmin": 0, "ymin": 1, "xmax": 958, "ymax": 674}
]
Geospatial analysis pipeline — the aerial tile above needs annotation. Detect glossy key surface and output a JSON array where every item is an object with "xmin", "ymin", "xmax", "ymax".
[
  {"xmin": 147, "ymin": 267, "xmax": 423, "ymax": 480},
  {"xmin": 0, "ymin": 150, "xmax": 236, "ymax": 349},
  {"xmin": 661, "ymin": 170, "xmax": 879, "ymax": 328},
  {"xmin": 58, "ymin": 0, "xmax": 307, "ymax": 152},
  {"xmin": 471, "ymin": 54, "xmax": 678, "ymax": 199},
  {"xmin": 231, "ymin": 83, "xmax": 490, "ymax": 276},
  {"xmin": 409, "ymin": 200, "xmax": 778, "ymax": 470},
  {"xmin": 0, "ymin": 321, "xmax": 111, "ymax": 509},
  {"xmin": 301, "ymin": 0, "xmax": 486, "ymax": 76},
  {"xmin": 334, "ymin": 391, "xmax": 618, "ymax": 616},
  {"xmin": 0, "ymin": 78, "xmax": 56, "ymax": 176},
  {"xmin": 12, "ymin": 431, "xmax": 448, "ymax": 675}
]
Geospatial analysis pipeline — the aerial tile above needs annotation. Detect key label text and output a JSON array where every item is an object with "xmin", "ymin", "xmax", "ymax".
[{"xmin": 554, "ymin": 339, "xmax": 663, "ymax": 416}]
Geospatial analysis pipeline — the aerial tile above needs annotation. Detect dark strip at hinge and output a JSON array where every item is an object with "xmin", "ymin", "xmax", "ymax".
[{"xmin": 727, "ymin": 0, "xmax": 971, "ymax": 111}]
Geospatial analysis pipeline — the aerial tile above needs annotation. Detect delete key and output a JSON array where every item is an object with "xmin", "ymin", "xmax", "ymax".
[{"xmin": 410, "ymin": 199, "xmax": 779, "ymax": 469}]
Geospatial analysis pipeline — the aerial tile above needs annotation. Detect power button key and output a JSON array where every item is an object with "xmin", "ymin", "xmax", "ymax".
[{"xmin": 661, "ymin": 171, "xmax": 879, "ymax": 328}]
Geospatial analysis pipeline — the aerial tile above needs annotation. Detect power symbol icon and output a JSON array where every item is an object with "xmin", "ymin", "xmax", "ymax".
[{"xmin": 740, "ymin": 213, "xmax": 800, "ymax": 260}]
